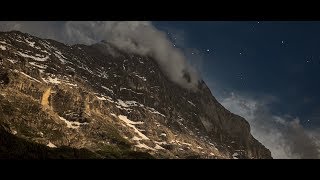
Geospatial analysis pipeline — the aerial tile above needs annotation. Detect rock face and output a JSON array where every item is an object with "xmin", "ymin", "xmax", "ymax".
[{"xmin": 0, "ymin": 31, "xmax": 272, "ymax": 159}]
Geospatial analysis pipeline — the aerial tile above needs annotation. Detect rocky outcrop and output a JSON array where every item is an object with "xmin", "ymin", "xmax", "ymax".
[{"xmin": 0, "ymin": 31, "xmax": 272, "ymax": 159}]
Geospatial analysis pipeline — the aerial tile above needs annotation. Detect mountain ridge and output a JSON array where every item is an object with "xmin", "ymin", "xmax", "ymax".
[{"xmin": 0, "ymin": 30, "xmax": 272, "ymax": 159}]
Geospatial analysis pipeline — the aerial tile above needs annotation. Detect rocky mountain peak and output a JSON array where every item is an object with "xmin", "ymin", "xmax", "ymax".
[{"xmin": 0, "ymin": 31, "xmax": 272, "ymax": 159}]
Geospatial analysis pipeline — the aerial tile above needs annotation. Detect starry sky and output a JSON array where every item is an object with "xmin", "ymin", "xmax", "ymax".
[{"xmin": 154, "ymin": 21, "xmax": 320, "ymax": 129}]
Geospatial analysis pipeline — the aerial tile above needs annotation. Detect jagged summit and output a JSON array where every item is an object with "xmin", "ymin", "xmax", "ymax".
[{"xmin": 0, "ymin": 31, "xmax": 272, "ymax": 159}]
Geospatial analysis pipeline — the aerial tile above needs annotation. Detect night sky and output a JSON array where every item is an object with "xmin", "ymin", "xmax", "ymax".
[{"xmin": 155, "ymin": 21, "xmax": 320, "ymax": 129}]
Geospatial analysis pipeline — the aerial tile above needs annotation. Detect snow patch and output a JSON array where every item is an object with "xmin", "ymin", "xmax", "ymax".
[
  {"xmin": 181, "ymin": 142, "xmax": 192, "ymax": 147},
  {"xmin": 25, "ymin": 38, "xmax": 35, "ymax": 47},
  {"xmin": 0, "ymin": 45, "xmax": 6, "ymax": 50},
  {"xmin": 65, "ymin": 82, "xmax": 77, "ymax": 87},
  {"xmin": 125, "ymin": 101, "xmax": 140, "ymax": 107},
  {"xmin": 105, "ymin": 96, "xmax": 115, "ymax": 103},
  {"xmin": 47, "ymin": 142, "xmax": 57, "ymax": 148},
  {"xmin": 29, "ymin": 62, "xmax": 47, "ymax": 69},
  {"xmin": 6, "ymin": 58, "xmax": 17, "ymax": 64},
  {"xmin": 110, "ymin": 113, "xmax": 117, "ymax": 118},
  {"xmin": 120, "ymin": 87, "xmax": 143, "ymax": 95},
  {"xmin": 118, "ymin": 115, "xmax": 148, "ymax": 140},
  {"xmin": 232, "ymin": 153, "xmax": 239, "ymax": 159},
  {"xmin": 146, "ymin": 107, "xmax": 166, "ymax": 117},
  {"xmin": 160, "ymin": 133, "xmax": 167, "ymax": 137},
  {"xmin": 96, "ymin": 96, "xmax": 106, "ymax": 100},
  {"xmin": 101, "ymin": 86, "xmax": 114, "ymax": 94},
  {"xmin": 17, "ymin": 51, "xmax": 49, "ymax": 62},
  {"xmin": 187, "ymin": 100, "xmax": 196, "ymax": 107},
  {"xmin": 0, "ymin": 40, "xmax": 8, "ymax": 45},
  {"xmin": 53, "ymin": 50, "xmax": 67, "ymax": 64},
  {"xmin": 59, "ymin": 116, "xmax": 87, "ymax": 129},
  {"xmin": 42, "ymin": 76, "xmax": 61, "ymax": 84},
  {"xmin": 19, "ymin": 71, "xmax": 41, "ymax": 83},
  {"xmin": 117, "ymin": 99, "xmax": 129, "ymax": 108},
  {"xmin": 134, "ymin": 73, "xmax": 147, "ymax": 81},
  {"xmin": 118, "ymin": 115, "xmax": 144, "ymax": 125}
]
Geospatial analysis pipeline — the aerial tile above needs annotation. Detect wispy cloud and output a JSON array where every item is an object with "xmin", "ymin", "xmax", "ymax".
[
  {"xmin": 220, "ymin": 92, "xmax": 320, "ymax": 159},
  {"xmin": 0, "ymin": 21, "xmax": 200, "ymax": 90}
]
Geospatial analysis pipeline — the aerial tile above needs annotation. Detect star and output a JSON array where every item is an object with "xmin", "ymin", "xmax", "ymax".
[
  {"xmin": 281, "ymin": 40, "xmax": 284, "ymax": 44},
  {"xmin": 206, "ymin": 49, "xmax": 210, "ymax": 52},
  {"xmin": 239, "ymin": 52, "xmax": 242, "ymax": 55}
]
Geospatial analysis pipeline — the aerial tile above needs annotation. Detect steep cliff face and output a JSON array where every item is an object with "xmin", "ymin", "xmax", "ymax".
[{"xmin": 0, "ymin": 31, "xmax": 272, "ymax": 159}]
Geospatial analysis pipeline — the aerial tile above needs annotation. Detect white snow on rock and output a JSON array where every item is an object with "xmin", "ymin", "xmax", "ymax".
[
  {"xmin": 232, "ymin": 152, "xmax": 239, "ymax": 159},
  {"xmin": 47, "ymin": 142, "xmax": 57, "ymax": 148},
  {"xmin": 120, "ymin": 87, "xmax": 143, "ymax": 95},
  {"xmin": 101, "ymin": 86, "xmax": 114, "ymax": 94},
  {"xmin": 96, "ymin": 96, "xmax": 106, "ymax": 100},
  {"xmin": 25, "ymin": 38, "xmax": 35, "ymax": 47},
  {"xmin": 58, "ymin": 116, "xmax": 87, "ymax": 129},
  {"xmin": 66, "ymin": 66, "xmax": 75, "ymax": 72},
  {"xmin": 6, "ymin": 58, "xmax": 17, "ymax": 64},
  {"xmin": 118, "ymin": 115, "xmax": 148, "ymax": 140},
  {"xmin": 65, "ymin": 82, "xmax": 77, "ymax": 87},
  {"xmin": 11, "ymin": 130, "xmax": 17, "ymax": 135},
  {"xmin": 117, "ymin": 99, "xmax": 129, "ymax": 108},
  {"xmin": 29, "ymin": 62, "xmax": 47, "ymax": 69},
  {"xmin": 105, "ymin": 96, "xmax": 115, "ymax": 103},
  {"xmin": 19, "ymin": 71, "xmax": 41, "ymax": 83},
  {"xmin": 53, "ymin": 50, "xmax": 67, "ymax": 64},
  {"xmin": 134, "ymin": 74, "xmax": 147, "ymax": 81},
  {"xmin": 110, "ymin": 113, "xmax": 117, "ymax": 118},
  {"xmin": 0, "ymin": 45, "xmax": 6, "ymax": 50},
  {"xmin": 125, "ymin": 101, "xmax": 140, "ymax": 107},
  {"xmin": 187, "ymin": 100, "xmax": 196, "ymax": 107},
  {"xmin": 138, "ymin": 58, "xmax": 144, "ymax": 64},
  {"xmin": 42, "ymin": 76, "xmax": 61, "ymax": 84},
  {"xmin": 0, "ymin": 40, "xmax": 9, "ymax": 45},
  {"xmin": 146, "ymin": 107, "xmax": 166, "ymax": 117},
  {"xmin": 115, "ymin": 105, "xmax": 133, "ymax": 111},
  {"xmin": 17, "ymin": 51, "xmax": 49, "ymax": 62},
  {"xmin": 160, "ymin": 133, "xmax": 167, "ymax": 137},
  {"xmin": 118, "ymin": 115, "xmax": 144, "ymax": 125}
]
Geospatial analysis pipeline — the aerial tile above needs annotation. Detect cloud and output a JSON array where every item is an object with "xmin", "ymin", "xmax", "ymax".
[
  {"xmin": 0, "ymin": 21, "xmax": 200, "ymax": 90},
  {"xmin": 220, "ymin": 92, "xmax": 320, "ymax": 159}
]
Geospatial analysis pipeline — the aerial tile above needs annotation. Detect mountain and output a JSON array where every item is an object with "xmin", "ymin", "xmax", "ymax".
[{"xmin": 0, "ymin": 31, "xmax": 272, "ymax": 159}]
